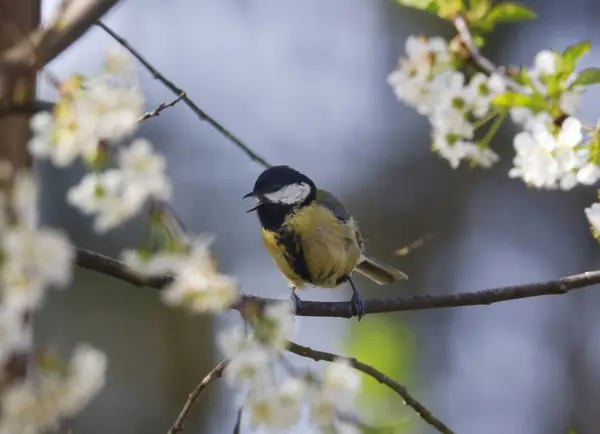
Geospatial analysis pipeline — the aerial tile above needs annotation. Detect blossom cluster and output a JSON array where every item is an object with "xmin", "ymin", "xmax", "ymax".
[
  {"xmin": 123, "ymin": 235, "xmax": 239, "ymax": 314},
  {"xmin": 506, "ymin": 51, "xmax": 600, "ymax": 190},
  {"xmin": 29, "ymin": 49, "xmax": 171, "ymax": 233},
  {"xmin": 218, "ymin": 301, "xmax": 362, "ymax": 433},
  {"xmin": 388, "ymin": 35, "xmax": 600, "ymax": 242},
  {"xmin": 387, "ymin": 35, "xmax": 505, "ymax": 169},
  {"xmin": 0, "ymin": 167, "xmax": 107, "ymax": 433}
]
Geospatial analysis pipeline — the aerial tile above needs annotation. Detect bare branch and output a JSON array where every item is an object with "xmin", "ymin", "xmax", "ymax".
[
  {"xmin": 0, "ymin": 0, "xmax": 122, "ymax": 72},
  {"xmin": 137, "ymin": 92, "xmax": 186, "ymax": 123},
  {"xmin": 95, "ymin": 21, "xmax": 271, "ymax": 168},
  {"xmin": 75, "ymin": 247, "xmax": 600, "ymax": 318},
  {"xmin": 287, "ymin": 341, "xmax": 454, "ymax": 434},
  {"xmin": 168, "ymin": 359, "xmax": 229, "ymax": 434},
  {"xmin": 0, "ymin": 99, "xmax": 53, "ymax": 118}
]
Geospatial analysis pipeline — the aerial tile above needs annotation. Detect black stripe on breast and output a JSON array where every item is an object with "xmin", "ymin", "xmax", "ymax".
[{"xmin": 276, "ymin": 229, "xmax": 312, "ymax": 283}]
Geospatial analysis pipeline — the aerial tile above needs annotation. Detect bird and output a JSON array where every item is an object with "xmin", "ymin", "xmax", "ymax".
[{"xmin": 243, "ymin": 165, "xmax": 407, "ymax": 319}]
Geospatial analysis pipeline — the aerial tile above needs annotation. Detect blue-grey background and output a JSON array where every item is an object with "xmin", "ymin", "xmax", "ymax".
[{"xmin": 33, "ymin": 0, "xmax": 600, "ymax": 433}]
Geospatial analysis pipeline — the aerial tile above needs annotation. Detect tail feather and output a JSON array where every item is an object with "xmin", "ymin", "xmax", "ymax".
[{"xmin": 355, "ymin": 255, "xmax": 408, "ymax": 285}]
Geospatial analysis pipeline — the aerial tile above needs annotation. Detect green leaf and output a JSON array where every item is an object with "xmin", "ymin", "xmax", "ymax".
[
  {"xmin": 394, "ymin": 0, "xmax": 438, "ymax": 14},
  {"xmin": 484, "ymin": 2, "xmax": 536, "ymax": 26},
  {"xmin": 491, "ymin": 91, "xmax": 548, "ymax": 111},
  {"xmin": 572, "ymin": 68, "xmax": 600, "ymax": 86},
  {"xmin": 560, "ymin": 41, "xmax": 590, "ymax": 76},
  {"xmin": 467, "ymin": 0, "xmax": 491, "ymax": 21},
  {"xmin": 516, "ymin": 66, "xmax": 534, "ymax": 88},
  {"xmin": 437, "ymin": 0, "xmax": 464, "ymax": 18},
  {"xmin": 562, "ymin": 41, "xmax": 590, "ymax": 65}
]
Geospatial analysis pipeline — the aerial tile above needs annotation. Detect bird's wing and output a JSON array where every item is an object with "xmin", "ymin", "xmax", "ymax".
[
  {"xmin": 315, "ymin": 188, "xmax": 350, "ymax": 222},
  {"xmin": 316, "ymin": 188, "xmax": 365, "ymax": 252}
]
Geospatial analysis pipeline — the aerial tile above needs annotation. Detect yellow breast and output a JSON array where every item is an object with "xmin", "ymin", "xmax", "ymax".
[{"xmin": 261, "ymin": 203, "xmax": 361, "ymax": 288}]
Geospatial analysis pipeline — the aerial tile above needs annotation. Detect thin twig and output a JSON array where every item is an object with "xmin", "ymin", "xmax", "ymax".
[
  {"xmin": 287, "ymin": 341, "xmax": 454, "ymax": 434},
  {"xmin": 168, "ymin": 359, "xmax": 229, "ymax": 434},
  {"xmin": 233, "ymin": 407, "xmax": 243, "ymax": 434},
  {"xmin": 95, "ymin": 21, "xmax": 271, "ymax": 168},
  {"xmin": 453, "ymin": 16, "xmax": 527, "ymax": 94},
  {"xmin": 137, "ymin": 92, "xmax": 186, "ymax": 123},
  {"xmin": 75, "ymin": 247, "xmax": 600, "ymax": 318}
]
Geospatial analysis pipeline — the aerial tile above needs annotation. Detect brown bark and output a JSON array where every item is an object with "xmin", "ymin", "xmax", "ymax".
[{"xmin": 0, "ymin": 0, "xmax": 40, "ymax": 175}]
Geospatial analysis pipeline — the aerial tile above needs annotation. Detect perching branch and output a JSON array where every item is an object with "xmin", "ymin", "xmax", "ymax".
[
  {"xmin": 287, "ymin": 341, "xmax": 454, "ymax": 434},
  {"xmin": 95, "ymin": 21, "xmax": 271, "ymax": 168},
  {"xmin": 75, "ymin": 248, "xmax": 600, "ymax": 318},
  {"xmin": 167, "ymin": 359, "xmax": 229, "ymax": 434}
]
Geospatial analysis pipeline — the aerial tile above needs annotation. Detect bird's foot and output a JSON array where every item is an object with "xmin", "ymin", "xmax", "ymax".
[
  {"xmin": 348, "ymin": 278, "xmax": 365, "ymax": 320},
  {"xmin": 350, "ymin": 291, "xmax": 365, "ymax": 321},
  {"xmin": 290, "ymin": 290, "xmax": 302, "ymax": 315}
]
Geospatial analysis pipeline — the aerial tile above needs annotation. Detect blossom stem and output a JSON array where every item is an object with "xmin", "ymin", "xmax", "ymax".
[
  {"xmin": 287, "ymin": 341, "xmax": 454, "ymax": 434},
  {"xmin": 478, "ymin": 110, "xmax": 506, "ymax": 148},
  {"xmin": 472, "ymin": 109, "xmax": 498, "ymax": 130}
]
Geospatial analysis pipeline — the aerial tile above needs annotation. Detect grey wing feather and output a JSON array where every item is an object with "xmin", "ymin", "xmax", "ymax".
[
  {"xmin": 316, "ymin": 189, "xmax": 365, "ymax": 252},
  {"xmin": 315, "ymin": 189, "xmax": 350, "ymax": 222}
]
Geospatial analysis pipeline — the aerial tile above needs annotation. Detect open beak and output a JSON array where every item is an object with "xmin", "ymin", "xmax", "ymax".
[{"xmin": 243, "ymin": 191, "xmax": 263, "ymax": 213}]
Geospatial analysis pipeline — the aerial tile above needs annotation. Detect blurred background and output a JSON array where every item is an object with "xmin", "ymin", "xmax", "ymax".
[{"xmin": 30, "ymin": 0, "xmax": 600, "ymax": 433}]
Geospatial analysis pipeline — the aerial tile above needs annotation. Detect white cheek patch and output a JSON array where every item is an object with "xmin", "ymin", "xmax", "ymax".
[{"xmin": 265, "ymin": 182, "xmax": 311, "ymax": 205}]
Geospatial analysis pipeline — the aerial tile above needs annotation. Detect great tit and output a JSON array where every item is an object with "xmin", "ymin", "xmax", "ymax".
[{"xmin": 243, "ymin": 165, "xmax": 407, "ymax": 319}]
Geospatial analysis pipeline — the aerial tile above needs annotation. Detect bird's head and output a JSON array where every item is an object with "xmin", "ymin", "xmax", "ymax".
[{"xmin": 243, "ymin": 165, "xmax": 317, "ymax": 215}]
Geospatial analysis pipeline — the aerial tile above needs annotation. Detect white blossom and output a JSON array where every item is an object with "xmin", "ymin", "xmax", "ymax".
[
  {"xmin": 310, "ymin": 359, "xmax": 361, "ymax": 427},
  {"xmin": 432, "ymin": 133, "xmax": 471, "ymax": 169},
  {"xmin": 509, "ymin": 117, "xmax": 588, "ymax": 189},
  {"xmin": 585, "ymin": 202, "xmax": 600, "ymax": 237},
  {"xmin": 121, "ymin": 249, "xmax": 186, "ymax": 277},
  {"xmin": 387, "ymin": 35, "xmax": 452, "ymax": 115},
  {"xmin": 117, "ymin": 139, "xmax": 172, "ymax": 201},
  {"xmin": 560, "ymin": 89, "xmax": 583, "ymax": 115},
  {"xmin": 104, "ymin": 47, "xmax": 136, "ymax": 75},
  {"xmin": 531, "ymin": 50, "xmax": 559, "ymax": 77},
  {"xmin": 1, "ymin": 227, "xmax": 74, "ymax": 310},
  {"xmin": 262, "ymin": 299, "xmax": 295, "ymax": 351},
  {"xmin": 161, "ymin": 237, "xmax": 239, "ymax": 313},
  {"xmin": 466, "ymin": 72, "xmax": 506, "ymax": 118},
  {"xmin": 28, "ymin": 50, "xmax": 144, "ymax": 169},
  {"xmin": 223, "ymin": 340, "xmax": 272, "ymax": 385},
  {"xmin": 11, "ymin": 172, "xmax": 39, "ymax": 228},
  {"xmin": 468, "ymin": 145, "xmax": 500, "ymax": 168},
  {"xmin": 60, "ymin": 344, "xmax": 108, "ymax": 416},
  {"xmin": 0, "ymin": 306, "xmax": 32, "ymax": 365},
  {"xmin": 577, "ymin": 163, "xmax": 600, "ymax": 185},
  {"xmin": 67, "ymin": 170, "xmax": 145, "ymax": 232},
  {"xmin": 28, "ymin": 111, "xmax": 85, "ymax": 168},
  {"xmin": 0, "ymin": 344, "xmax": 106, "ymax": 434},
  {"xmin": 75, "ymin": 76, "xmax": 143, "ymax": 143},
  {"xmin": 246, "ymin": 377, "xmax": 306, "ymax": 431}
]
